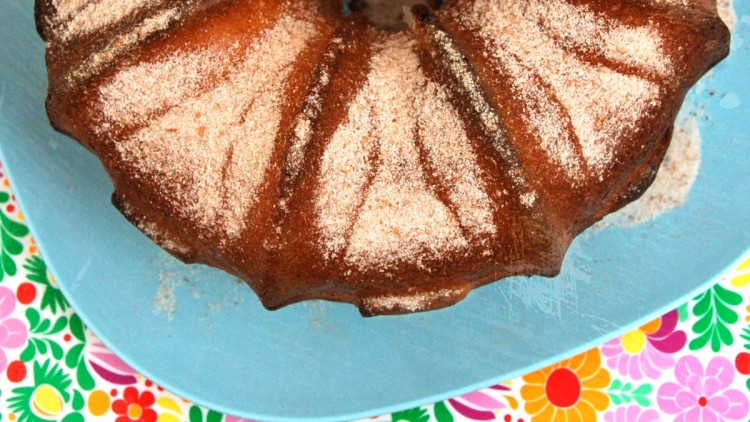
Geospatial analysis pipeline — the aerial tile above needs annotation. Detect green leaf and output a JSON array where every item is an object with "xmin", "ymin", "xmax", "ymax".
[
  {"xmin": 0, "ymin": 192, "xmax": 9, "ymax": 203},
  {"xmin": 36, "ymin": 318, "xmax": 51, "ymax": 334},
  {"xmin": 689, "ymin": 285, "xmax": 740, "ymax": 352},
  {"xmin": 1, "ymin": 249, "xmax": 17, "ymax": 279},
  {"xmin": 693, "ymin": 291, "xmax": 712, "ymax": 315},
  {"xmin": 189, "ymin": 405, "xmax": 204, "ymax": 422},
  {"xmin": 721, "ymin": 309, "xmax": 740, "ymax": 325},
  {"xmin": 693, "ymin": 311, "xmax": 713, "ymax": 335},
  {"xmin": 392, "ymin": 407, "xmax": 429, "ymax": 422},
  {"xmin": 2, "ymin": 228, "xmax": 24, "ymax": 255},
  {"xmin": 24, "ymin": 256, "xmax": 69, "ymax": 315},
  {"xmin": 718, "ymin": 323, "xmax": 734, "ymax": 347},
  {"xmin": 678, "ymin": 303, "xmax": 689, "ymax": 322},
  {"xmin": 633, "ymin": 384, "xmax": 653, "ymax": 396},
  {"xmin": 710, "ymin": 331, "xmax": 722, "ymax": 352},
  {"xmin": 689, "ymin": 330, "xmax": 711, "ymax": 351},
  {"xmin": 19, "ymin": 341, "xmax": 36, "ymax": 362},
  {"xmin": 2, "ymin": 212, "xmax": 29, "ymax": 238},
  {"xmin": 48, "ymin": 339, "xmax": 64, "ymax": 360},
  {"xmin": 72, "ymin": 390, "xmax": 85, "ymax": 411},
  {"xmin": 50, "ymin": 316, "xmax": 68, "ymax": 335},
  {"xmin": 25, "ymin": 308, "xmax": 40, "ymax": 330},
  {"xmin": 206, "ymin": 410, "xmax": 223, "ymax": 422},
  {"xmin": 61, "ymin": 412, "xmax": 85, "ymax": 422},
  {"xmin": 741, "ymin": 327, "xmax": 750, "ymax": 350},
  {"xmin": 634, "ymin": 394, "xmax": 651, "ymax": 407},
  {"xmin": 434, "ymin": 402, "xmax": 454, "ymax": 422},
  {"xmin": 715, "ymin": 284, "xmax": 743, "ymax": 306},
  {"xmin": 69, "ymin": 314, "xmax": 85, "ymax": 342},
  {"xmin": 65, "ymin": 344, "xmax": 84, "ymax": 369},
  {"xmin": 7, "ymin": 386, "xmax": 36, "ymax": 422},
  {"xmin": 77, "ymin": 360, "xmax": 96, "ymax": 391},
  {"xmin": 0, "ymin": 208, "xmax": 29, "ymax": 280},
  {"xmin": 609, "ymin": 394, "xmax": 622, "ymax": 406},
  {"xmin": 608, "ymin": 380, "xmax": 652, "ymax": 408},
  {"xmin": 33, "ymin": 337, "xmax": 48, "ymax": 355}
]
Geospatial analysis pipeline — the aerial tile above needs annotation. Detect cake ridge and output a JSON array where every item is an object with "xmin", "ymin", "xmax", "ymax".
[{"xmin": 412, "ymin": 8, "xmax": 540, "ymax": 209}]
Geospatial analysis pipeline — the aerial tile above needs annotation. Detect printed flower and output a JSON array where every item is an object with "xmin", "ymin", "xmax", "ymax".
[
  {"xmin": 112, "ymin": 386, "xmax": 157, "ymax": 422},
  {"xmin": 521, "ymin": 349, "xmax": 611, "ymax": 421},
  {"xmin": 7, "ymin": 360, "xmax": 72, "ymax": 421},
  {"xmin": 729, "ymin": 256, "xmax": 750, "ymax": 288},
  {"xmin": 658, "ymin": 355, "xmax": 749, "ymax": 421},
  {"xmin": 154, "ymin": 396, "xmax": 186, "ymax": 422},
  {"xmin": 604, "ymin": 405, "xmax": 658, "ymax": 422},
  {"xmin": 88, "ymin": 340, "xmax": 138, "ymax": 385},
  {"xmin": 225, "ymin": 416, "xmax": 255, "ymax": 422},
  {"xmin": 0, "ymin": 285, "xmax": 28, "ymax": 372},
  {"xmin": 602, "ymin": 310, "xmax": 686, "ymax": 379},
  {"xmin": 447, "ymin": 385, "xmax": 509, "ymax": 420}
]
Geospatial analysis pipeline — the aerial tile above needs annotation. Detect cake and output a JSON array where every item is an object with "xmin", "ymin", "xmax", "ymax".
[{"xmin": 35, "ymin": 0, "xmax": 730, "ymax": 315}]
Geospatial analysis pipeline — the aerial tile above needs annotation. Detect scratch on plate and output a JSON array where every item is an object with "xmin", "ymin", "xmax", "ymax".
[
  {"xmin": 0, "ymin": 81, "xmax": 6, "ymax": 111},
  {"xmin": 70, "ymin": 258, "xmax": 92, "ymax": 293},
  {"xmin": 577, "ymin": 312, "xmax": 619, "ymax": 336}
]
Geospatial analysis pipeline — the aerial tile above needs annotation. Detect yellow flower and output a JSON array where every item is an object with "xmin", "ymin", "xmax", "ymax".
[
  {"xmin": 521, "ymin": 349, "xmax": 610, "ymax": 421},
  {"xmin": 730, "ymin": 256, "xmax": 750, "ymax": 288}
]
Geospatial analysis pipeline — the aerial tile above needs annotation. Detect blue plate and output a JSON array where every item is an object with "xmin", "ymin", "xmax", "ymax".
[{"xmin": 1, "ymin": 1, "xmax": 748, "ymax": 420}]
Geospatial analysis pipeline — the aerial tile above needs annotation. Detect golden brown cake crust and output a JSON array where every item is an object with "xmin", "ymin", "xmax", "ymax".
[{"xmin": 36, "ymin": 0, "xmax": 729, "ymax": 315}]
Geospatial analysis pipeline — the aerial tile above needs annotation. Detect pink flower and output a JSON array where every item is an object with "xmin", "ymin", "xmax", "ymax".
[
  {"xmin": 602, "ymin": 310, "xmax": 686, "ymax": 380},
  {"xmin": 224, "ymin": 416, "xmax": 255, "ymax": 422},
  {"xmin": 0, "ymin": 286, "xmax": 28, "ymax": 372},
  {"xmin": 448, "ymin": 385, "xmax": 508, "ymax": 420},
  {"xmin": 604, "ymin": 405, "xmax": 659, "ymax": 422},
  {"xmin": 87, "ymin": 339, "xmax": 138, "ymax": 385},
  {"xmin": 658, "ymin": 355, "xmax": 749, "ymax": 421}
]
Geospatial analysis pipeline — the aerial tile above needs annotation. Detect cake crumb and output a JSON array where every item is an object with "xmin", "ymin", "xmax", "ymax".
[{"xmin": 153, "ymin": 270, "xmax": 178, "ymax": 320}]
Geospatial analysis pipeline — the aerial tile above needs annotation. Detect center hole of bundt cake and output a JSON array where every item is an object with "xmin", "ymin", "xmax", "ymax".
[{"xmin": 349, "ymin": 0, "xmax": 444, "ymax": 31}]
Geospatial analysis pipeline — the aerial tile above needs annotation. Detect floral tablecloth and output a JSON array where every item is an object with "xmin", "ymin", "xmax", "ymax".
[{"xmin": 0, "ymin": 163, "xmax": 749, "ymax": 422}]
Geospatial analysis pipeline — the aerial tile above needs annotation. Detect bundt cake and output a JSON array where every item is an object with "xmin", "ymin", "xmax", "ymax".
[{"xmin": 35, "ymin": 0, "xmax": 730, "ymax": 315}]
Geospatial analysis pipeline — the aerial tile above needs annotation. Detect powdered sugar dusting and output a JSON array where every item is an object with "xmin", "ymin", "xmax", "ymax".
[
  {"xmin": 57, "ymin": 0, "xmax": 149, "ymax": 41},
  {"xmin": 316, "ymin": 87, "xmax": 378, "ymax": 258},
  {"xmin": 116, "ymin": 14, "xmax": 318, "ymax": 238},
  {"xmin": 500, "ymin": 54, "xmax": 585, "ymax": 180},
  {"xmin": 647, "ymin": 0, "xmax": 735, "ymax": 31},
  {"xmin": 283, "ymin": 38, "xmax": 343, "ymax": 202},
  {"xmin": 153, "ymin": 269, "xmax": 177, "ymax": 320},
  {"xmin": 363, "ymin": 288, "xmax": 463, "ymax": 313},
  {"xmin": 99, "ymin": 46, "xmax": 232, "ymax": 129},
  {"xmin": 418, "ymin": 82, "xmax": 496, "ymax": 238},
  {"xmin": 65, "ymin": 7, "xmax": 181, "ymax": 87},
  {"xmin": 137, "ymin": 220, "xmax": 191, "ymax": 256},
  {"xmin": 51, "ymin": 0, "xmax": 90, "ymax": 23},
  {"xmin": 598, "ymin": 117, "xmax": 702, "ymax": 227},
  {"xmin": 536, "ymin": 0, "xmax": 672, "ymax": 77},
  {"xmin": 718, "ymin": 0, "xmax": 736, "ymax": 32},
  {"xmin": 344, "ymin": 37, "xmax": 467, "ymax": 268},
  {"xmin": 422, "ymin": 25, "xmax": 532, "ymax": 190},
  {"xmin": 317, "ymin": 36, "xmax": 490, "ymax": 268},
  {"xmin": 461, "ymin": 0, "xmax": 662, "ymax": 175}
]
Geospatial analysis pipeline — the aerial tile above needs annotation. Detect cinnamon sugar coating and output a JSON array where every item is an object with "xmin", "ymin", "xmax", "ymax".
[{"xmin": 36, "ymin": 0, "xmax": 729, "ymax": 315}]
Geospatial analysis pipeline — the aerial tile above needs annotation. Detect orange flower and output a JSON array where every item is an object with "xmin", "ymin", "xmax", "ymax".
[{"xmin": 521, "ymin": 349, "xmax": 611, "ymax": 421}]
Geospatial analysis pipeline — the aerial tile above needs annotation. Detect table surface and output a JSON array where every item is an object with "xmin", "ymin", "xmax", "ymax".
[{"xmin": 0, "ymin": 162, "xmax": 749, "ymax": 422}]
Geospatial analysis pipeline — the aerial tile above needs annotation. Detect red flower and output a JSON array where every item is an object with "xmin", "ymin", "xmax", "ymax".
[{"xmin": 112, "ymin": 387, "xmax": 157, "ymax": 422}]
